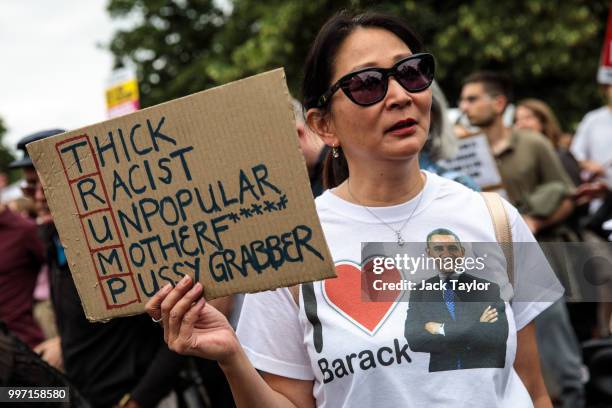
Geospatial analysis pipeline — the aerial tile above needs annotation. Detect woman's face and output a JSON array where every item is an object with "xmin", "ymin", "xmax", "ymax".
[
  {"xmin": 324, "ymin": 27, "xmax": 432, "ymax": 163},
  {"xmin": 514, "ymin": 106, "xmax": 543, "ymax": 133}
]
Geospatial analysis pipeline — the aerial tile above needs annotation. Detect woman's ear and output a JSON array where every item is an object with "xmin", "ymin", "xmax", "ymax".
[{"xmin": 306, "ymin": 108, "xmax": 339, "ymax": 148}]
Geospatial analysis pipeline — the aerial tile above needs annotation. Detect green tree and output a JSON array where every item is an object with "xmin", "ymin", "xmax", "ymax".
[
  {"xmin": 0, "ymin": 117, "xmax": 15, "ymax": 175},
  {"xmin": 107, "ymin": 0, "xmax": 610, "ymax": 130},
  {"xmin": 429, "ymin": 0, "xmax": 609, "ymax": 131},
  {"xmin": 108, "ymin": 0, "xmax": 226, "ymax": 107}
]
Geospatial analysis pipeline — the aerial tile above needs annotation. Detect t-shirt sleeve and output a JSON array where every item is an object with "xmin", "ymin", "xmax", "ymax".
[
  {"xmin": 236, "ymin": 288, "xmax": 315, "ymax": 380},
  {"xmin": 570, "ymin": 116, "xmax": 590, "ymax": 162},
  {"xmin": 503, "ymin": 200, "xmax": 564, "ymax": 331}
]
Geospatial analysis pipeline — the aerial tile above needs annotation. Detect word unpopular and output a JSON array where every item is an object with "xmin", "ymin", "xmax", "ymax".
[{"xmin": 28, "ymin": 69, "xmax": 335, "ymax": 321}]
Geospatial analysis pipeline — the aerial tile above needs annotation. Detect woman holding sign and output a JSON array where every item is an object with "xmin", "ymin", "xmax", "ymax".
[{"xmin": 147, "ymin": 11, "xmax": 561, "ymax": 408}]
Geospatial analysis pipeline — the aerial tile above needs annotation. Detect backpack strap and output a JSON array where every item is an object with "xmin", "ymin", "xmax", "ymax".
[
  {"xmin": 289, "ymin": 285, "xmax": 300, "ymax": 306},
  {"xmin": 481, "ymin": 192, "xmax": 514, "ymax": 285}
]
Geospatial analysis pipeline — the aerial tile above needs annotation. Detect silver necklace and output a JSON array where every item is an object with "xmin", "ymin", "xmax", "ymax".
[{"xmin": 346, "ymin": 177, "xmax": 424, "ymax": 246}]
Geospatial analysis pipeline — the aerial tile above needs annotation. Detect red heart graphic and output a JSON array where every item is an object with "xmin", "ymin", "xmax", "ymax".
[{"xmin": 323, "ymin": 261, "xmax": 402, "ymax": 335}]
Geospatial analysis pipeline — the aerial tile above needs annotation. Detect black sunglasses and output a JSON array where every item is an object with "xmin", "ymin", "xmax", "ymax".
[{"xmin": 317, "ymin": 53, "xmax": 435, "ymax": 108}]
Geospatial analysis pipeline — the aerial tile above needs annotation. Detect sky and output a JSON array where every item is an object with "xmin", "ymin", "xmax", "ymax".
[{"xmin": 0, "ymin": 0, "xmax": 115, "ymax": 152}]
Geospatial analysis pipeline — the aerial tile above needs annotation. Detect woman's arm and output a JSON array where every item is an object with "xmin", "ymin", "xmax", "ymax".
[
  {"xmin": 513, "ymin": 321, "xmax": 552, "ymax": 408},
  {"xmin": 221, "ymin": 349, "xmax": 315, "ymax": 408},
  {"xmin": 146, "ymin": 275, "xmax": 315, "ymax": 408}
]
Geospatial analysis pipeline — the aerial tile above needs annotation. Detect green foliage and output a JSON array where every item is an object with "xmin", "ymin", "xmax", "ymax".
[
  {"xmin": 0, "ymin": 117, "xmax": 15, "ymax": 174},
  {"xmin": 427, "ymin": 0, "xmax": 609, "ymax": 130},
  {"xmin": 107, "ymin": 0, "xmax": 610, "ymax": 130},
  {"xmin": 108, "ymin": 0, "xmax": 226, "ymax": 107}
]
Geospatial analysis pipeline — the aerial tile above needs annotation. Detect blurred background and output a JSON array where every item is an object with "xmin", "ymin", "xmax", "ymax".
[
  {"xmin": 0, "ymin": 0, "xmax": 610, "ymax": 184},
  {"xmin": 2, "ymin": 1, "xmax": 612, "ymax": 407}
]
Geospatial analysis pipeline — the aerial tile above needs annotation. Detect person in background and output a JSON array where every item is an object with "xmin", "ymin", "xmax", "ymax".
[
  {"xmin": 571, "ymin": 84, "xmax": 612, "ymax": 187},
  {"xmin": 515, "ymin": 98, "xmax": 612, "ymax": 340},
  {"xmin": 514, "ymin": 99, "xmax": 564, "ymax": 148},
  {"xmin": 0, "ymin": 321, "xmax": 91, "ymax": 407},
  {"xmin": 9, "ymin": 130, "xmax": 65, "ymax": 371},
  {"xmin": 7, "ymin": 196, "xmax": 37, "ymax": 219},
  {"xmin": 460, "ymin": 73, "xmax": 585, "ymax": 408},
  {"xmin": 568, "ymin": 84, "xmax": 612, "ymax": 245},
  {"xmin": 459, "ymin": 73, "xmax": 576, "ymax": 234},
  {"xmin": 515, "ymin": 98, "xmax": 608, "ymax": 206},
  {"xmin": 5, "ymin": 194, "xmax": 58, "ymax": 341},
  {"xmin": 11, "ymin": 129, "xmax": 186, "ymax": 408},
  {"xmin": 420, "ymin": 81, "xmax": 479, "ymax": 191},
  {"xmin": 514, "ymin": 99, "xmax": 607, "ymax": 224},
  {"xmin": 292, "ymin": 98, "xmax": 329, "ymax": 197},
  {"xmin": 0, "ymin": 190, "xmax": 45, "ymax": 350}
]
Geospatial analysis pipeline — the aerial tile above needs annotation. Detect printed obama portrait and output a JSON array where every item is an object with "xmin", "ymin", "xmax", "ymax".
[{"xmin": 404, "ymin": 228, "xmax": 508, "ymax": 372}]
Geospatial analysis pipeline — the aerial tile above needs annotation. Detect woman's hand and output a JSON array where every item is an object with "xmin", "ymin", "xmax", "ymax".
[
  {"xmin": 34, "ymin": 336, "xmax": 63, "ymax": 371},
  {"xmin": 147, "ymin": 276, "xmax": 314, "ymax": 408},
  {"xmin": 573, "ymin": 181, "xmax": 608, "ymax": 206},
  {"xmin": 145, "ymin": 275, "xmax": 240, "ymax": 364}
]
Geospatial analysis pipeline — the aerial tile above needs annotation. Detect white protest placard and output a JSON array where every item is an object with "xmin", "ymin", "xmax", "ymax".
[{"xmin": 441, "ymin": 133, "xmax": 504, "ymax": 191}]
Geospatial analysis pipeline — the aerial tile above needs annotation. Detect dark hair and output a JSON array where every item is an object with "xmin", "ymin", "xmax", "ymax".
[
  {"xmin": 462, "ymin": 71, "xmax": 513, "ymax": 107},
  {"xmin": 302, "ymin": 10, "xmax": 424, "ymax": 189},
  {"xmin": 426, "ymin": 228, "xmax": 462, "ymax": 245}
]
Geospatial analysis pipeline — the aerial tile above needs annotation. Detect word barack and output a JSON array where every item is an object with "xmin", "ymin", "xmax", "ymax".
[
  {"xmin": 318, "ymin": 339, "xmax": 411, "ymax": 384},
  {"xmin": 371, "ymin": 254, "xmax": 486, "ymax": 275}
]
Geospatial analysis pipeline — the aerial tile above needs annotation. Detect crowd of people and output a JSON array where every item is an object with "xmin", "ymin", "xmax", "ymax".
[{"xmin": 1, "ymin": 9, "xmax": 612, "ymax": 408}]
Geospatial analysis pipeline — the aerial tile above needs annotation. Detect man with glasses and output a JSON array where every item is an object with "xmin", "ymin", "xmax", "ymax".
[
  {"xmin": 459, "ymin": 72, "xmax": 584, "ymax": 408},
  {"xmin": 459, "ymin": 72, "xmax": 576, "ymax": 237},
  {"xmin": 10, "ymin": 130, "xmax": 62, "ymax": 223}
]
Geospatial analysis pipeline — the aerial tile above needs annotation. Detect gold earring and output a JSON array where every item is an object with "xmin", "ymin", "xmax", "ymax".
[{"xmin": 332, "ymin": 146, "xmax": 340, "ymax": 158}]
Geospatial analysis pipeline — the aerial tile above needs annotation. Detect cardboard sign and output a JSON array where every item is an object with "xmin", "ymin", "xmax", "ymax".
[
  {"xmin": 28, "ymin": 69, "xmax": 336, "ymax": 321},
  {"xmin": 106, "ymin": 67, "xmax": 140, "ymax": 118},
  {"xmin": 440, "ymin": 133, "xmax": 503, "ymax": 191},
  {"xmin": 598, "ymin": 4, "xmax": 612, "ymax": 85}
]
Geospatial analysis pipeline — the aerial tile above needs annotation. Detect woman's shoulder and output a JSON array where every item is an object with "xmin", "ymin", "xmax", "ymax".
[
  {"xmin": 426, "ymin": 171, "xmax": 521, "ymax": 228},
  {"xmin": 314, "ymin": 189, "xmax": 335, "ymax": 215},
  {"xmin": 426, "ymin": 170, "xmax": 478, "ymax": 200}
]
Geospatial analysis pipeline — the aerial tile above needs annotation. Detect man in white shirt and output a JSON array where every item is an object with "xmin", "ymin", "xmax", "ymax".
[{"xmin": 571, "ymin": 84, "xmax": 612, "ymax": 187}]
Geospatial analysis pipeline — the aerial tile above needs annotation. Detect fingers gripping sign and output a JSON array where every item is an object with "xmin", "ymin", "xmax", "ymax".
[
  {"xmin": 147, "ymin": 283, "xmax": 172, "ymax": 322},
  {"xmin": 145, "ymin": 275, "xmax": 239, "ymax": 362},
  {"xmin": 157, "ymin": 275, "xmax": 197, "ymax": 343},
  {"xmin": 167, "ymin": 280, "xmax": 203, "ymax": 351}
]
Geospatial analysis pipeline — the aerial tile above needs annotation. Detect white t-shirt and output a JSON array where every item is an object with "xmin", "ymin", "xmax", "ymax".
[
  {"xmin": 571, "ymin": 106, "xmax": 612, "ymax": 186},
  {"xmin": 237, "ymin": 171, "xmax": 563, "ymax": 408}
]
